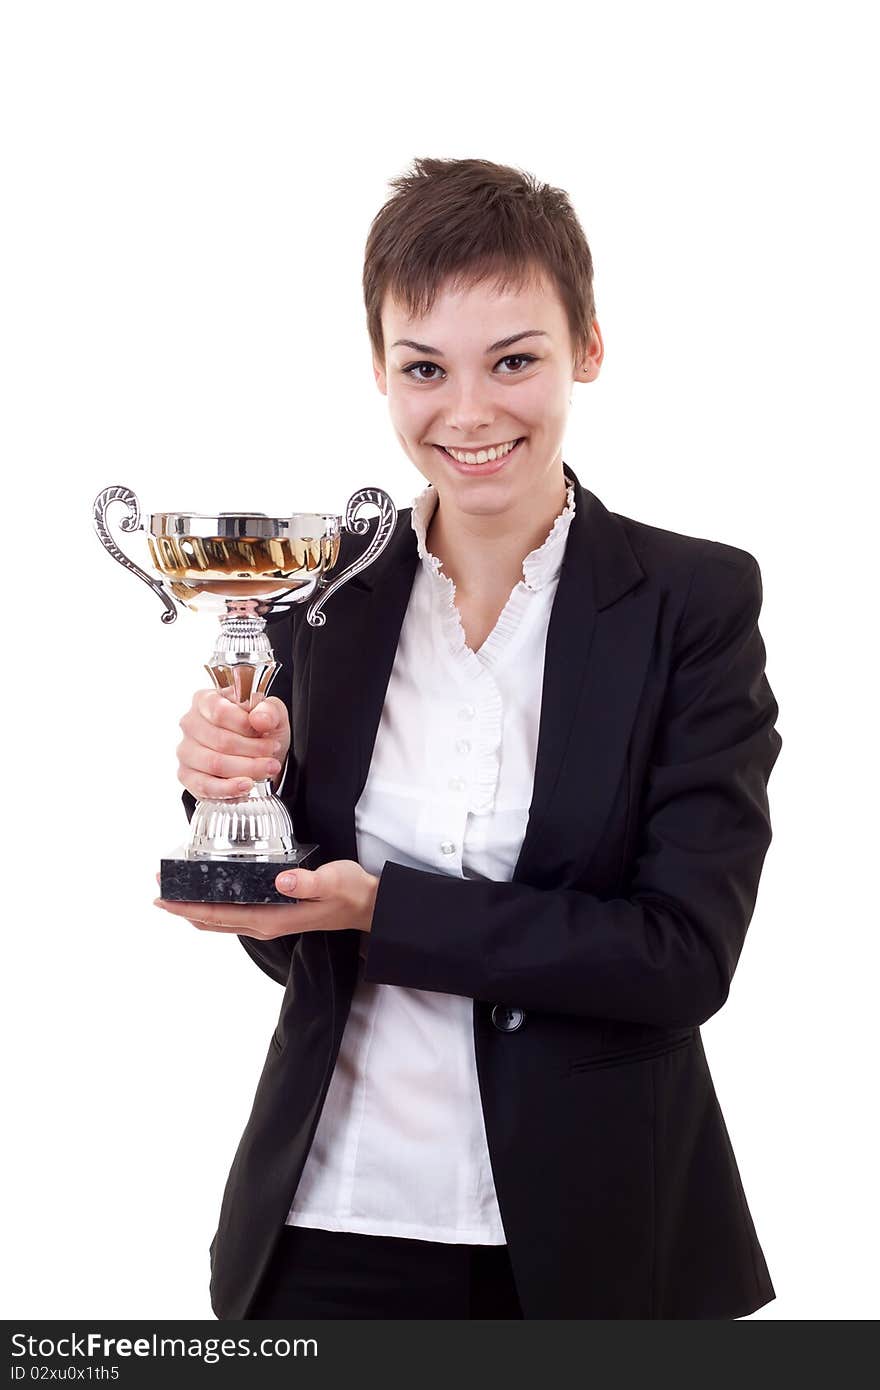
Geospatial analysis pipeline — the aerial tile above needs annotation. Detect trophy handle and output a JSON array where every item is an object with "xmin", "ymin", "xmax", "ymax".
[
  {"xmin": 93, "ymin": 484, "xmax": 178, "ymax": 624},
  {"xmin": 305, "ymin": 486, "xmax": 397, "ymax": 627}
]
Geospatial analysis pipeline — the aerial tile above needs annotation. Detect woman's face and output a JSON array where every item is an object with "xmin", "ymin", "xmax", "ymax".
[{"xmin": 373, "ymin": 268, "xmax": 602, "ymax": 521}]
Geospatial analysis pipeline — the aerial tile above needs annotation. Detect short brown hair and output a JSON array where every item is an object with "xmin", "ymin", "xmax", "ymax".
[{"xmin": 363, "ymin": 156, "xmax": 597, "ymax": 368}]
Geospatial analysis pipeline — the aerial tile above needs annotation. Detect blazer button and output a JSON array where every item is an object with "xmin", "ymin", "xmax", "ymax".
[{"xmin": 491, "ymin": 1004, "xmax": 526, "ymax": 1032}]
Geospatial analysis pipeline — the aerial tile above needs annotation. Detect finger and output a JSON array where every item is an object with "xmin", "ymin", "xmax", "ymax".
[
  {"xmin": 276, "ymin": 864, "xmax": 328, "ymax": 897},
  {"xmin": 185, "ymin": 918, "xmax": 243, "ymax": 934},
  {"xmin": 194, "ymin": 689, "xmax": 254, "ymax": 735},
  {"xmin": 177, "ymin": 736, "xmax": 282, "ymax": 785},
  {"xmin": 176, "ymin": 763, "xmax": 255, "ymax": 801},
  {"xmin": 153, "ymin": 898, "xmax": 244, "ymax": 930},
  {"xmin": 181, "ymin": 708, "xmax": 282, "ymax": 760},
  {"xmin": 248, "ymin": 697, "xmax": 290, "ymax": 735},
  {"xmin": 153, "ymin": 898, "xmax": 304, "ymax": 936}
]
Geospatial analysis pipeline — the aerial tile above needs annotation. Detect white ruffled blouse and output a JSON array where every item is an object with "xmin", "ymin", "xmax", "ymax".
[{"xmin": 285, "ymin": 475, "xmax": 576, "ymax": 1244}]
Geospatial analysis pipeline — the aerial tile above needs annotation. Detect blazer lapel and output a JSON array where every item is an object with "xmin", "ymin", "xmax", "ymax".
[
  {"xmin": 302, "ymin": 506, "xmax": 418, "ymax": 862},
  {"xmin": 355, "ymin": 541, "xmax": 421, "ymax": 800},
  {"xmin": 512, "ymin": 467, "xmax": 659, "ymax": 886}
]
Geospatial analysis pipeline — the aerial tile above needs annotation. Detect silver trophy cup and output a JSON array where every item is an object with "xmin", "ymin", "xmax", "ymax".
[{"xmin": 93, "ymin": 484, "xmax": 397, "ymax": 903}]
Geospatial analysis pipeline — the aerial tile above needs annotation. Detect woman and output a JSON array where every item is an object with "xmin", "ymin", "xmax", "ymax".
[{"xmin": 159, "ymin": 157, "xmax": 783, "ymax": 1319}]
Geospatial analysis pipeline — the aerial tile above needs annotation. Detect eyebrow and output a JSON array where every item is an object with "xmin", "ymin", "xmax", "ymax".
[{"xmin": 390, "ymin": 329, "xmax": 549, "ymax": 357}]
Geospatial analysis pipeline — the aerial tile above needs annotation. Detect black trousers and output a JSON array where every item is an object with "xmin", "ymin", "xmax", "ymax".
[{"xmin": 247, "ymin": 1224, "xmax": 525, "ymax": 1319}]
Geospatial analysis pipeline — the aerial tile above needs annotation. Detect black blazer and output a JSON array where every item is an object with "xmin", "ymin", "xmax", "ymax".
[{"xmin": 191, "ymin": 461, "xmax": 782, "ymax": 1320}]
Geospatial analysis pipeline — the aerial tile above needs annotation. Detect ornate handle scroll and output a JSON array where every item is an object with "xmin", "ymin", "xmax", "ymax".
[
  {"xmin": 93, "ymin": 485, "xmax": 178, "ymax": 624},
  {"xmin": 305, "ymin": 487, "xmax": 397, "ymax": 627}
]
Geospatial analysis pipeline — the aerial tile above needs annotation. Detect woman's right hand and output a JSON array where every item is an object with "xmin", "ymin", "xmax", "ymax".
[{"xmin": 176, "ymin": 690, "xmax": 291, "ymax": 801}]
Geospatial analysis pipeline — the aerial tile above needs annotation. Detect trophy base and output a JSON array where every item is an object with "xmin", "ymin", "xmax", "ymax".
[{"xmin": 160, "ymin": 844, "xmax": 320, "ymax": 904}]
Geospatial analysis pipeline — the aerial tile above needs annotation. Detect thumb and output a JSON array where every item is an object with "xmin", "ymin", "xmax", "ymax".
[
  {"xmin": 248, "ymin": 697, "xmax": 287, "ymax": 735},
  {"xmin": 275, "ymin": 866, "xmax": 318, "ymax": 898}
]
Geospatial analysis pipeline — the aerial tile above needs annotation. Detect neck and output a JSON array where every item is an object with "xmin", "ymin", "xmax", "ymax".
[{"xmin": 425, "ymin": 467, "xmax": 570, "ymax": 602}]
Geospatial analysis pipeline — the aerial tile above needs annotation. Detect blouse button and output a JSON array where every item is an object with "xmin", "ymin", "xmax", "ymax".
[
  {"xmin": 457, "ymin": 704, "xmax": 476, "ymax": 721},
  {"xmin": 440, "ymin": 840, "xmax": 457, "ymax": 856},
  {"xmin": 448, "ymin": 777, "xmax": 466, "ymax": 792},
  {"xmin": 455, "ymin": 739, "xmax": 471, "ymax": 755},
  {"xmin": 491, "ymin": 1005, "xmax": 526, "ymax": 1033}
]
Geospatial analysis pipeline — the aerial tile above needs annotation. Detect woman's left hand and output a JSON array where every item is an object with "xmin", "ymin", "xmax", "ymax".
[{"xmin": 153, "ymin": 861, "xmax": 379, "ymax": 938}]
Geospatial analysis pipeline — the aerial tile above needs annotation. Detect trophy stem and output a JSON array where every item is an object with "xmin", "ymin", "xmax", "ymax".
[
  {"xmin": 183, "ymin": 600, "xmax": 298, "ymax": 862},
  {"xmin": 207, "ymin": 608, "xmax": 277, "ymax": 709}
]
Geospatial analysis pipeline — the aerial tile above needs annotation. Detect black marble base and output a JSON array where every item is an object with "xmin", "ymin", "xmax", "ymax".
[{"xmin": 160, "ymin": 844, "xmax": 320, "ymax": 904}]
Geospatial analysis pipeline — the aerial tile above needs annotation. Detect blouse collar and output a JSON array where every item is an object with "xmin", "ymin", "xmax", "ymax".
[{"xmin": 410, "ymin": 474, "xmax": 576, "ymax": 594}]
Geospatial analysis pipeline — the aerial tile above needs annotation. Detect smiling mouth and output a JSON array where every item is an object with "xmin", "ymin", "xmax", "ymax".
[{"xmin": 433, "ymin": 437, "xmax": 525, "ymax": 465}]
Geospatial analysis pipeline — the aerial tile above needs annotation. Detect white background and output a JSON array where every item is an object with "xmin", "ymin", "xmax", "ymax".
[{"xmin": 2, "ymin": 0, "xmax": 877, "ymax": 1320}]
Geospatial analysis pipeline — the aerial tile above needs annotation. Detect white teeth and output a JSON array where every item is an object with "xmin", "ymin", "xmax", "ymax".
[{"xmin": 445, "ymin": 438, "xmax": 520, "ymax": 465}]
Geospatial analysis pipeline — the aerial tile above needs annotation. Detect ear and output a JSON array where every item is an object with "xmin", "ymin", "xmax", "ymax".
[
  {"xmin": 572, "ymin": 319, "xmax": 604, "ymax": 385},
  {"xmin": 373, "ymin": 354, "xmax": 388, "ymax": 395}
]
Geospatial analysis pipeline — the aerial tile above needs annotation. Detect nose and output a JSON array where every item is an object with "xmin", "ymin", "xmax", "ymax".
[{"xmin": 442, "ymin": 377, "xmax": 494, "ymax": 438}]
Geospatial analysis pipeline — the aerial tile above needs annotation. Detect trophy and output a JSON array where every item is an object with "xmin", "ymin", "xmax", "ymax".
[{"xmin": 93, "ymin": 484, "xmax": 397, "ymax": 904}]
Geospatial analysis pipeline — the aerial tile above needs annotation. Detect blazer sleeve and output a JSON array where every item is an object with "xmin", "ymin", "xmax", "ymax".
[{"xmin": 361, "ymin": 547, "xmax": 783, "ymax": 1029}]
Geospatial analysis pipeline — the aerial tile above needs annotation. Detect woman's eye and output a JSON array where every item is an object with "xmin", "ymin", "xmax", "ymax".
[
  {"xmin": 496, "ymin": 353, "xmax": 536, "ymax": 373},
  {"xmin": 403, "ymin": 362, "xmax": 444, "ymax": 382},
  {"xmin": 401, "ymin": 354, "xmax": 536, "ymax": 383}
]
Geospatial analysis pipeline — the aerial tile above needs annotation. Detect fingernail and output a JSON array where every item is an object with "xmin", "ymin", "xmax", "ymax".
[
  {"xmin": 236, "ymin": 779, "xmax": 253, "ymax": 792},
  {"xmin": 277, "ymin": 872, "xmax": 297, "ymax": 891},
  {"xmin": 267, "ymin": 759, "xmax": 282, "ymax": 774}
]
